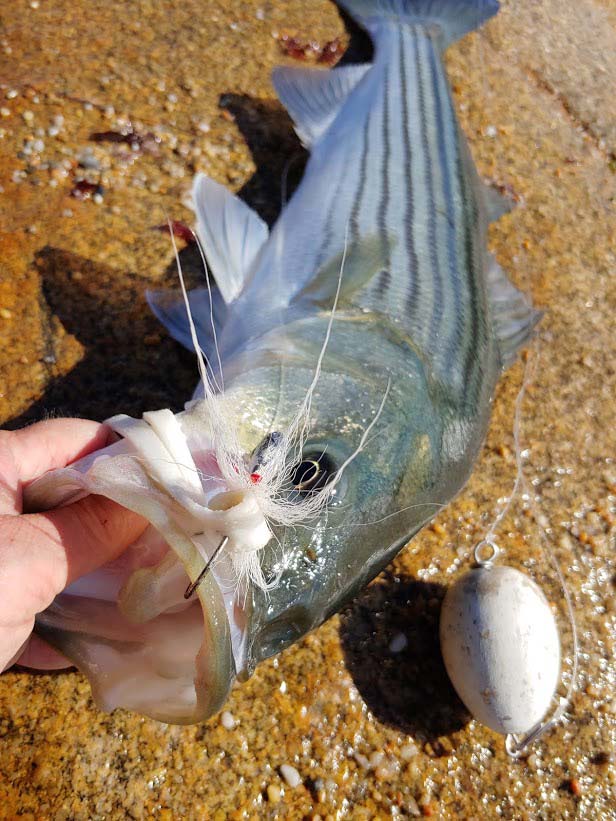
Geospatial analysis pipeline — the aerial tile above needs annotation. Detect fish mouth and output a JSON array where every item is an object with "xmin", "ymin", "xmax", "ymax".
[
  {"xmin": 25, "ymin": 408, "xmax": 262, "ymax": 724},
  {"xmin": 36, "ymin": 551, "xmax": 236, "ymax": 725},
  {"xmin": 32, "ymin": 509, "xmax": 237, "ymax": 725}
]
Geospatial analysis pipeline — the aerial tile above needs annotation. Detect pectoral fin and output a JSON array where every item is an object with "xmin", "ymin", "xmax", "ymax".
[
  {"xmin": 297, "ymin": 234, "xmax": 394, "ymax": 305},
  {"xmin": 147, "ymin": 286, "xmax": 226, "ymax": 363}
]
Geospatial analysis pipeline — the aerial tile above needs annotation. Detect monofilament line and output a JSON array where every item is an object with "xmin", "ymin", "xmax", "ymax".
[{"xmin": 481, "ymin": 340, "xmax": 580, "ymax": 757}]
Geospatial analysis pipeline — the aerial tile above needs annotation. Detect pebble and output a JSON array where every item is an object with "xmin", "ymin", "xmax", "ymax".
[
  {"xmin": 22, "ymin": 110, "xmax": 34, "ymax": 123},
  {"xmin": 374, "ymin": 759, "xmax": 399, "ymax": 781},
  {"xmin": 6, "ymin": 89, "xmax": 18, "ymax": 100},
  {"xmin": 266, "ymin": 784, "xmax": 281, "ymax": 803},
  {"xmin": 0, "ymin": 308, "xmax": 13, "ymax": 320},
  {"xmin": 369, "ymin": 751, "xmax": 384, "ymax": 768},
  {"xmin": 389, "ymin": 632, "xmax": 408, "ymax": 653},
  {"xmin": 77, "ymin": 149, "xmax": 101, "ymax": 170},
  {"xmin": 353, "ymin": 752, "xmax": 370, "ymax": 769},
  {"xmin": 93, "ymin": 193, "xmax": 104, "ymax": 205},
  {"xmin": 0, "ymin": 107, "xmax": 10, "ymax": 118},
  {"xmin": 220, "ymin": 711, "xmax": 235, "ymax": 730},
  {"xmin": 406, "ymin": 796, "xmax": 421, "ymax": 817},
  {"xmin": 279, "ymin": 763, "xmax": 301, "ymax": 788},
  {"xmin": 399, "ymin": 742, "xmax": 419, "ymax": 761},
  {"xmin": 568, "ymin": 778, "xmax": 582, "ymax": 797}
]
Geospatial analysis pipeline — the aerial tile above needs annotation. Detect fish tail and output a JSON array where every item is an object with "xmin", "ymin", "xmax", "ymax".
[{"xmin": 337, "ymin": 0, "xmax": 499, "ymax": 46}]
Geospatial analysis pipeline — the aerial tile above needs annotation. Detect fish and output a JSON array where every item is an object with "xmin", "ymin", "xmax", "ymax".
[{"xmin": 25, "ymin": 0, "xmax": 540, "ymax": 724}]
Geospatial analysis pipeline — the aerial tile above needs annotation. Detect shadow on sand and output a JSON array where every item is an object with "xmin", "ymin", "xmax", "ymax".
[
  {"xmin": 5, "ymin": 246, "xmax": 198, "ymax": 429},
  {"xmin": 6, "ymin": 93, "xmax": 309, "ymax": 429},
  {"xmin": 339, "ymin": 571, "xmax": 469, "ymax": 745}
]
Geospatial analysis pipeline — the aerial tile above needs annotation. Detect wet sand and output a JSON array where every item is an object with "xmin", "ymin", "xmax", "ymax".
[{"xmin": 0, "ymin": 0, "xmax": 615, "ymax": 817}]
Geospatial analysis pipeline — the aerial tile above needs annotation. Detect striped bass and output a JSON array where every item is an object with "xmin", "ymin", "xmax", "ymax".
[{"xmin": 28, "ymin": 0, "xmax": 540, "ymax": 723}]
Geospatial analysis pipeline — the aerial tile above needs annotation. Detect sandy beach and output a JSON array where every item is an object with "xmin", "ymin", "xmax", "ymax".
[{"xmin": 0, "ymin": 0, "xmax": 614, "ymax": 816}]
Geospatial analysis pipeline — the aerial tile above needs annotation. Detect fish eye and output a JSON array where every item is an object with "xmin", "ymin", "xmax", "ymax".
[{"xmin": 292, "ymin": 451, "xmax": 336, "ymax": 493}]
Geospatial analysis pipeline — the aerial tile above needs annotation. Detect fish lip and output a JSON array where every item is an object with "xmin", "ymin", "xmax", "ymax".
[
  {"xmin": 188, "ymin": 561, "xmax": 237, "ymax": 722},
  {"xmin": 26, "ymin": 451, "xmax": 238, "ymax": 724}
]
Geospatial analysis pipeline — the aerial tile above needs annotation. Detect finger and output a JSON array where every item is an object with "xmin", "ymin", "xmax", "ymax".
[
  {"xmin": 0, "ymin": 433, "xmax": 19, "ymax": 515},
  {"xmin": 0, "ymin": 419, "xmax": 112, "ymax": 516},
  {"xmin": 0, "ymin": 495, "xmax": 147, "ymax": 620},
  {"xmin": 14, "ymin": 634, "xmax": 73, "ymax": 671},
  {"xmin": 10, "ymin": 418, "xmax": 112, "ymax": 485}
]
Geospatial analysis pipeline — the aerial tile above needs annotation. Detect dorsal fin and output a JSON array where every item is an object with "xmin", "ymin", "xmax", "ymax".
[
  {"xmin": 272, "ymin": 64, "xmax": 371, "ymax": 148},
  {"xmin": 193, "ymin": 174, "xmax": 269, "ymax": 304},
  {"xmin": 486, "ymin": 254, "xmax": 542, "ymax": 367}
]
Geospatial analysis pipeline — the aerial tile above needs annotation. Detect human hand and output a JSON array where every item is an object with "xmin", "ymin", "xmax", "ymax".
[{"xmin": 0, "ymin": 418, "xmax": 147, "ymax": 672}]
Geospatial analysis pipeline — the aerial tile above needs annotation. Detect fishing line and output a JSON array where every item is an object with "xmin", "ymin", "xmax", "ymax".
[
  {"xmin": 192, "ymin": 228, "xmax": 225, "ymax": 394},
  {"xmin": 468, "ymin": 338, "xmax": 580, "ymax": 757},
  {"xmin": 164, "ymin": 214, "xmax": 217, "ymax": 393},
  {"xmin": 472, "ymin": 4, "xmax": 579, "ymax": 754}
]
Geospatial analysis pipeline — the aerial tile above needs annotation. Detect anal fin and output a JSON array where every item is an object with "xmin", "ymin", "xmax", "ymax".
[{"xmin": 487, "ymin": 254, "xmax": 542, "ymax": 367}]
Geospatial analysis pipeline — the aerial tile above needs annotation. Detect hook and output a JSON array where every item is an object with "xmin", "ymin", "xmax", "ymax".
[{"xmin": 184, "ymin": 535, "xmax": 229, "ymax": 599}]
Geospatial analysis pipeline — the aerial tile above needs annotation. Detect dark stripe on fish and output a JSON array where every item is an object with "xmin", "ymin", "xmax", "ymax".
[
  {"xmin": 349, "ymin": 114, "xmax": 371, "ymax": 245},
  {"xmin": 376, "ymin": 62, "xmax": 391, "ymax": 294},
  {"xmin": 427, "ymin": 37, "xmax": 463, "ymax": 367},
  {"xmin": 457, "ymin": 137, "xmax": 483, "ymax": 407},
  {"xmin": 400, "ymin": 28, "xmax": 420, "ymax": 324},
  {"xmin": 414, "ymin": 31, "xmax": 443, "ymax": 341}
]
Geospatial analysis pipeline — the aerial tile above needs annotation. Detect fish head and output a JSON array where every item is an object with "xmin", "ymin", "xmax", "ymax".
[
  {"xmin": 219, "ymin": 314, "xmax": 446, "ymax": 671},
  {"xmin": 26, "ymin": 316, "xmax": 456, "ymax": 724}
]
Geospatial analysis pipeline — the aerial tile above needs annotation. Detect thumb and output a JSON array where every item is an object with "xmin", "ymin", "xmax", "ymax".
[{"xmin": 0, "ymin": 495, "xmax": 147, "ymax": 620}]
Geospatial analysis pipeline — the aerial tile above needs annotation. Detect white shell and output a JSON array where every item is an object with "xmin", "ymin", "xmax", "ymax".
[{"xmin": 439, "ymin": 565, "xmax": 560, "ymax": 735}]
